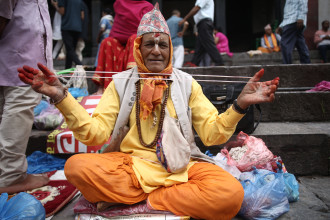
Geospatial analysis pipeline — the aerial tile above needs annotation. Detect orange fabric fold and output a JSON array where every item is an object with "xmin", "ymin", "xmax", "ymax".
[
  {"xmin": 264, "ymin": 33, "xmax": 280, "ymax": 52},
  {"xmin": 133, "ymin": 35, "xmax": 173, "ymax": 120},
  {"xmin": 148, "ymin": 163, "xmax": 244, "ymax": 220},
  {"xmin": 65, "ymin": 155, "xmax": 244, "ymax": 219},
  {"xmin": 64, "ymin": 152, "xmax": 148, "ymax": 204}
]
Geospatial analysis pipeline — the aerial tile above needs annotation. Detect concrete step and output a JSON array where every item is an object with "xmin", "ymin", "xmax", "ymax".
[
  {"xmin": 195, "ymin": 122, "xmax": 330, "ymax": 176},
  {"xmin": 184, "ymin": 50, "xmax": 330, "ymax": 66},
  {"xmin": 53, "ymin": 50, "xmax": 330, "ymax": 70},
  {"xmin": 209, "ymin": 91, "xmax": 330, "ymax": 122},
  {"xmin": 54, "ymin": 59, "xmax": 330, "ymax": 89},
  {"xmin": 258, "ymin": 91, "xmax": 330, "ymax": 122},
  {"xmin": 28, "ymin": 122, "xmax": 330, "ymax": 176},
  {"xmin": 181, "ymin": 64, "xmax": 330, "ymax": 88}
]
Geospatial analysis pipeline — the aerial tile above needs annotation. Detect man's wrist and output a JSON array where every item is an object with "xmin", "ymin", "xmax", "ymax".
[
  {"xmin": 233, "ymin": 99, "xmax": 249, "ymax": 114},
  {"xmin": 50, "ymin": 87, "xmax": 68, "ymax": 105}
]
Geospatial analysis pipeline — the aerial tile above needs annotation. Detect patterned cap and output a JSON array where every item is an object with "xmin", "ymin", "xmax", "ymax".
[{"xmin": 137, "ymin": 3, "xmax": 170, "ymax": 37}]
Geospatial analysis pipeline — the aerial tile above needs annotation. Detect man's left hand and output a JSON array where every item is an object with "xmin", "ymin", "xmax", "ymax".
[
  {"xmin": 297, "ymin": 19, "xmax": 304, "ymax": 29},
  {"xmin": 236, "ymin": 69, "xmax": 279, "ymax": 110}
]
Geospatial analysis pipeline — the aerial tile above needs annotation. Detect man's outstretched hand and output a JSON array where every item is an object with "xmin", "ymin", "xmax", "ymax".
[
  {"xmin": 18, "ymin": 63, "xmax": 66, "ymax": 102},
  {"xmin": 236, "ymin": 69, "xmax": 280, "ymax": 110}
]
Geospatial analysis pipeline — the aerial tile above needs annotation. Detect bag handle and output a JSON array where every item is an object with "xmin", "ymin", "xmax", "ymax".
[{"xmin": 250, "ymin": 104, "xmax": 262, "ymax": 134}]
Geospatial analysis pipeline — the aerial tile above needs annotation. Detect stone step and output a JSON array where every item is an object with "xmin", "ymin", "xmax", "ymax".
[
  {"xmin": 195, "ymin": 122, "xmax": 330, "ymax": 176},
  {"xmin": 28, "ymin": 122, "xmax": 330, "ymax": 176},
  {"xmin": 181, "ymin": 63, "xmax": 330, "ymax": 88},
  {"xmin": 208, "ymin": 91, "xmax": 330, "ymax": 122},
  {"xmin": 257, "ymin": 91, "xmax": 330, "ymax": 122},
  {"xmin": 184, "ymin": 50, "xmax": 330, "ymax": 66},
  {"xmin": 54, "ymin": 60, "xmax": 330, "ymax": 89},
  {"xmin": 54, "ymin": 50, "xmax": 329, "ymax": 70}
]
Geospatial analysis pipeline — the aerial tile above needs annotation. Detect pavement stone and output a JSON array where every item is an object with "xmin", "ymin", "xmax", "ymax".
[{"xmin": 50, "ymin": 176, "xmax": 330, "ymax": 220}]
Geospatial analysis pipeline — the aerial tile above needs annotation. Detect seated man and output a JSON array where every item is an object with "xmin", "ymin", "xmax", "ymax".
[
  {"xmin": 258, "ymin": 24, "xmax": 281, "ymax": 53},
  {"xmin": 18, "ymin": 4, "xmax": 279, "ymax": 219},
  {"xmin": 314, "ymin": 20, "xmax": 330, "ymax": 63}
]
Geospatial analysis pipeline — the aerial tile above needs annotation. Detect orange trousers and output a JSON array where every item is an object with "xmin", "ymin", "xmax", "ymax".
[
  {"xmin": 65, "ymin": 152, "xmax": 244, "ymax": 220},
  {"xmin": 257, "ymin": 46, "xmax": 280, "ymax": 53}
]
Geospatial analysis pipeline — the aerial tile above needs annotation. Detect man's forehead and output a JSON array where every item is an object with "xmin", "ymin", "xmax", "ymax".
[{"xmin": 142, "ymin": 33, "xmax": 169, "ymax": 41}]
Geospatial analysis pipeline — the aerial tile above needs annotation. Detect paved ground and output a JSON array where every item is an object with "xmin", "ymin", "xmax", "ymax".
[{"xmin": 48, "ymin": 176, "xmax": 330, "ymax": 220}]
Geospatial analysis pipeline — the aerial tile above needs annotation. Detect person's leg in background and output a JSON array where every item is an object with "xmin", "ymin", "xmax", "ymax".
[
  {"xmin": 191, "ymin": 28, "xmax": 206, "ymax": 66},
  {"xmin": 193, "ymin": 19, "xmax": 224, "ymax": 66},
  {"xmin": 281, "ymin": 23, "xmax": 297, "ymax": 64},
  {"xmin": 295, "ymin": 26, "xmax": 311, "ymax": 64},
  {"xmin": 76, "ymin": 38, "xmax": 85, "ymax": 62},
  {"xmin": 0, "ymin": 86, "xmax": 48, "ymax": 194},
  {"xmin": 52, "ymin": 40, "xmax": 64, "ymax": 59},
  {"xmin": 318, "ymin": 45, "xmax": 330, "ymax": 63},
  {"xmin": 62, "ymin": 30, "xmax": 82, "ymax": 69},
  {"xmin": 173, "ymin": 45, "xmax": 184, "ymax": 68},
  {"xmin": 199, "ymin": 53, "xmax": 211, "ymax": 66}
]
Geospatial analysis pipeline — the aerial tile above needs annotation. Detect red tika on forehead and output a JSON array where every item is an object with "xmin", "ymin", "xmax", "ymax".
[{"xmin": 154, "ymin": 33, "xmax": 160, "ymax": 37}]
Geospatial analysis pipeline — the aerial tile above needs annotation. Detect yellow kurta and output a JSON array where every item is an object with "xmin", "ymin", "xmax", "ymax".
[{"xmin": 56, "ymin": 79, "xmax": 244, "ymax": 193}]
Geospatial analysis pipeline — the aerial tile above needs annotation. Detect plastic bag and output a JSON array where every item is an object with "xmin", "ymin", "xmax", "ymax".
[
  {"xmin": 239, "ymin": 169, "xmax": 290, "ymax": 220},
  {"xmin": 213, "ymin": 153, "xmax": 241, "ymax": 179},
  {"xmin": 221, "ymin": 132, "xmax": 274, "ymax": 172},
  {"xmin": 34, "ymin": 104, "xmax": 63, "ymax": 130},
  {"xmin": 239, "ymin": 168, "xmax": 271, "ymax": 183},
  {"xmin": 0, "ymin": 192, "xmax": 45, "ymax": 220},
  {"xmin": 271, "ymin": 160, "xmax": 299, "ymax": 202},
  {"xmin": 27, "ymin": 151, "xmax": 66, "ymax": 174},
  {"xmin": 68, "ymin": 87, "xmax": 89, "ymax": 98},
  {"xmin": 280, "ymin": 171, "xmax": 299, "ymax": 202},
  {"xmin": 34, "ymin": 99, "xmax": 50, "ymax": 116}
]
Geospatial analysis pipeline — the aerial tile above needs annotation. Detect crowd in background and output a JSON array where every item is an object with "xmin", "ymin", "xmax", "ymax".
[{"xmin": 48, "ymin": 0, "xmax": 329, "ymax": 70}]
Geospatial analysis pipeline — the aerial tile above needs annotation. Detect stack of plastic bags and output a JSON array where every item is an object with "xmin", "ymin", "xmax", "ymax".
[
  {"xmin": 213, "ymin": 131, "xmax": 299, "ymax": 220},
  {"xmin": 33, "ymin": 99, "xmax": 63, "ymax": 130}
]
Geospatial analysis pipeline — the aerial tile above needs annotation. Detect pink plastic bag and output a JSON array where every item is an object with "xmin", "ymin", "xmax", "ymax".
[{"xmin": 221, "ymin": 132, "xmax": 274, "ymax": 172}]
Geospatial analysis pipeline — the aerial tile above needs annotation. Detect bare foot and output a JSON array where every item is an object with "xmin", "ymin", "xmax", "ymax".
[
  {"xmin": 97, "ymin": 201, "xmax": 119, "ymax": 212},
  {"xmin": 0, "ymin": 174, "xmax": 49, "ymax": 194}
]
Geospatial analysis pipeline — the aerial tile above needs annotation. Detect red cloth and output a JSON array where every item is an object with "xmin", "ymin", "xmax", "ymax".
[
  {"xmin": 28, "ymin": 179, "xmax": 78, "ymax": 217},
  {"xmin": 109, "ymin": 0, "xmax": 153, "ymax": 45},
  {"xmin": 73, "ymin": 197, "xmax": 172, "ymax": 218},
  {"xmin": 93, "ymin": 35, "xmax": 137, "ymax": 89}
]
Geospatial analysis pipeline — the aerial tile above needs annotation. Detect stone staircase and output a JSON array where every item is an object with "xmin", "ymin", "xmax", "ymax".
[{"xmin": 180, "ymin": 64, "xmax": 330, "ymax": 177}]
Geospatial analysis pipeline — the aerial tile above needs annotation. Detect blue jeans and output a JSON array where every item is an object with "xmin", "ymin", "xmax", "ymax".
[
  {"xmin": 318, "ymin": 44, "xmax": 330, "ymax": 63},
  {"xmin": 280, "ymin": 23, "xmax": 311, "ymax": 64}
]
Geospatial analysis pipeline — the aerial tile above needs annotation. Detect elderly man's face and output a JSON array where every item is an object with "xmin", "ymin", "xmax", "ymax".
[
  {"xmin": 140, "ymin": 33, "xmax": 170, "ymax": 73},
  {"xmin": 265, "ymin": 28, "xmax": 272, "ymax": 35}
]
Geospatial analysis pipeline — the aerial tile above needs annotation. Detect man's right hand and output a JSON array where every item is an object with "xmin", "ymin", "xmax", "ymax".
[{"xmin": 18, "ymin": 63, "xmax": 67, "ymax": 103}]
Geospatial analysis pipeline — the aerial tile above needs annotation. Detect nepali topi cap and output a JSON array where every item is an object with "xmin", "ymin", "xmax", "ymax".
[{"xmin": 137, "ymin": 3, "xmax": 170, "ymax": 37}]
